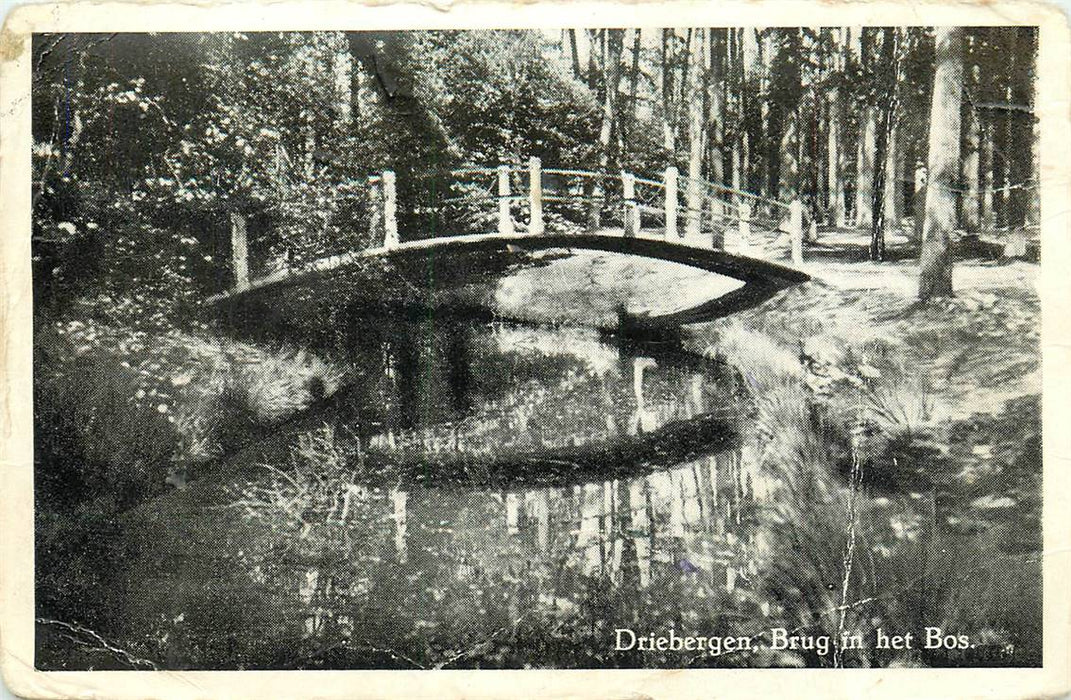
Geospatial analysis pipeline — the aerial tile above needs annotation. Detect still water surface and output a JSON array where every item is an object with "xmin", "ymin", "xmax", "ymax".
[{"xmin": 120, "ymin": 285, "xmax": 783, "ymax": 669}]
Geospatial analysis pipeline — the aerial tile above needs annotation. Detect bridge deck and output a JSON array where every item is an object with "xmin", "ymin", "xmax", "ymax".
[{"xmin": 206, "ymin": 229, "xmax": 809, "ymax": 327}]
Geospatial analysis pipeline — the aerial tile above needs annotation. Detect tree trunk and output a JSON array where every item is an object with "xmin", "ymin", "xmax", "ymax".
[
  {"xmin": 883, "ymin": 122, "xmax": 901, "ymax": 229},
  {"xmin": 871, "ymin": 28, "xmax": 901, "ymax": 260},
  {"xmin": 707, "ymin": 29, "xmax": 725, "ymax": 187},
  {"xmin": 591, "ymin": 29, "xmax": 624, "ymax": 231},
  {"xmin": 626, "ymin": 28, "xmax": 643, "ymax": 156},
  {"xmin": 1006, "ymin": 27, "xmax": 1036, "ymax": 256},
  {"xmin": 567, "ymin": 29, "xmax": 583, "ymax": 80},
  {"xmin": 855, "ymin": 106, "xmax": 877, "ymax": 228},
  {"xmin": 827, "ymin": 29, "xmax": 847, "ymax": 228},
  {"xmin": 919, "ymin": 27, "xmax": 964, "ymax": 300},
  {"xmin": 961, "ymin": 54, "xmax": 981, "ymax": 233},
  {"xmin": 981, "ymin": 121, "xmax": 995, "ymax": 230},
  {"xmin": 331, "ymin": 32, "xmax": 353, "ymax": 131},
  {"xmin": 741, "ymin": 28, "xmax": 762, "ymax": 194},
  {"xmin": 686, "ymin": 30, "xmax": 708, "ymax": 239},
  {"xmin": 661, "ymin": 29, "xmax": 678, "ymax": 156}
]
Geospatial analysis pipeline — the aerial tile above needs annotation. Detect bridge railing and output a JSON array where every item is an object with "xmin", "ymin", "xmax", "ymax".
[{"xmin": 228, "ymin": 160, "xmax": 806, "ymax": 291}]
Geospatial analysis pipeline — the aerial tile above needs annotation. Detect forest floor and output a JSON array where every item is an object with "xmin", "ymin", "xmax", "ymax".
[{"xmin": 687, "ymin": 230, "xmax": 1040, "ymax": 423}]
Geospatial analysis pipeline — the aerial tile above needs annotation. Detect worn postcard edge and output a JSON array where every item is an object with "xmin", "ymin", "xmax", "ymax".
[{"xmin": 1, "ymin": 2, "xmax": 1069, "ymax": 699}]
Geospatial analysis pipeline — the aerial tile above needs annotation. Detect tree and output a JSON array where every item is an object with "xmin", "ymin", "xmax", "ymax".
[
  {"xmin": 854, "ymin": 29, "xmax": 879, "ymax": 229},
  {"xmin": 918, "ymin": 28, "xmax": 964, "ymax": 300},
  {"xmin": 825, "ymin": 28, "xmax": 848, "ymax": 228},
  {"xmin": 870, "ymin": 28, "xmax": 904, "ymax": 261}
]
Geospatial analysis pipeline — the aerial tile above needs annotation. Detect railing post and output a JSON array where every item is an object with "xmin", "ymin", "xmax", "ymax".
[
  {"xmin": 737, "ymin": 200, "xmax": 752, "ymax": 254},
  {"xmin": 664, "ymin": 166, "xmax": 679, "ymax": 239},
  {"xmin": 710, "ymin": 196, "xmax": 725, "ymax": 250},
  {"xmin": 368, "ymin": 174, "xmax": 383, "ymax": 245},
  {"xmin": 498, "ymin": 164, "xmax": 514, "ymax": 236},
  {"xmin": 229, "ymin": 210, "xmax": 249, "ymax": 289},
  {"xmin": 383, "ymin": 170, "xmax": 398, "ymax": 249},
  {"xmin": 528, "ymin": 157, "xmax": 543, "ymax": 236},
  {"xmin": 621, "ymin": 172, "xmax": 639, "ymax": 238},
  {"xmin": 685, "ymin": 178, "xmax": 702, "ymax": 241},
  {"xmin": 790, "ymin": 198, "xmax": 803, "ymax": 265}
]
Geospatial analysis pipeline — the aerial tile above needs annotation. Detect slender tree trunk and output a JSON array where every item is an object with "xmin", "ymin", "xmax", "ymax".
[
  {"xmin": 661, "ymin": 29, "xmax": 679, "ymax": 157},
  {"xmin": 1028, "ymin": 107, "xmax": 1040, "ymax": 227},
  {"xmin": 60, "ymin": 54, "xmax": 88, "ymax": 176},
  {"xmin": 708, "ymin": 29, "xmax": 725, "ymax": 187},
  {"xmin": 981, "ymin": 121, "xmax": 996, "ymax": 230},
  {"xmin": 567, "ymin": 29, "xmax": 583, "ymax": 80},
  {"xmin": 686, "ymin": 30, "xmax": 708, "ymax": 239},
  {"xmin": 1006, "ymin": 27, "xmax": 1036, "ymax": 256},
  {"xmin": 961, "ymin": 55, "xmax": 981, "ymax": 233},
  {"xmin": 883, "ymin": 122, "xmax": 901, "ymax": 228},
  {"xmin": 761, "ymin": 31, "xmax": 777, "ymax": 199},
  {"xmin": 741, "ymin": 28, "xmax": 762, "ymax": 194},
  {"xmin": 872, "ymin": 28, "xmax": 902, "ymax": 260},
  {"xmin": 827, "ymin": 29, "xmax": 847, "ymax": 228},
  {"xmin": 331, "ymin": 33, "xmax": 353, "ymax": 131},
  {"xmin": 627, "ymin": 28, "xmax": 642, "ymax": 157},
  {"xmin": 919, "ymin": 27, "xmax": 964, "ymax": 300},
  {"xmin": 590, "ymin": 30, "xmax": 623, "ymax": 231}
]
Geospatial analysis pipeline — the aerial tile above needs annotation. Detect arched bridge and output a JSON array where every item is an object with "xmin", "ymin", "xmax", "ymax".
[{"xmin": 206, "ymin": 161, "xmax": 811, "ymax": 328}]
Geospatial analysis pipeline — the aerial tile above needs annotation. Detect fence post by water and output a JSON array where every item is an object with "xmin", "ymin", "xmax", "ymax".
[
  {"xmin": 528, "ymin": 157, "xmax": 543, "ymax": 236},
  {"xmin": 737, "ymin": 200, "xmax": 752, "ymax": 254},
  {"xmin": 498, "ymin": 164, "xmax": 514, "ymax": 236},
  {"xmin": 383, "ymin": 170, "xmax": 398, "ymax": 249},
  {"xmin": 789, "ymin": 198, "xmax": 803, "ymax": 265},
  {"xmin": 665, "ymin": 166, "xmax": 679, "ymax": 239},
  {"xmin": 622, "ymin": 172, "xmax": 639, "ymax": 237},
  {"xmin": 230, "ymin": 210, "xmax": 249, "ymax": 289}
]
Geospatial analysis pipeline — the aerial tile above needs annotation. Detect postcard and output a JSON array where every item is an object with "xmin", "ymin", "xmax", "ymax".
[{"xmin": 1, "ymin": 2, "xmax": 1069, "ymax": 698}]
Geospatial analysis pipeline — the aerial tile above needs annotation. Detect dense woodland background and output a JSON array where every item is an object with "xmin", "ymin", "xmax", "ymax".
[{"xmin": 32, "ymin": 27, "xmax": 1037, "ymax": 318}]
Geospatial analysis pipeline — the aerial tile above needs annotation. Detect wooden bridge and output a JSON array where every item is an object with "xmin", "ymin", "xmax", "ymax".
[{"xmin": 207, "ymin": 160, "xmax": 811, "ymax": 326}]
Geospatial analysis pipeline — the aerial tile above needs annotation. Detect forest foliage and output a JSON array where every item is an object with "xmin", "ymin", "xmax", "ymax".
[{"xmin": 32, "ymin": 27, "xmax": 1037, "ymax": 318}]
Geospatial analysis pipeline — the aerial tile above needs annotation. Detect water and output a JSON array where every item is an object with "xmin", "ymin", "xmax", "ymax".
[{"xmin": 106, "ymin": 312, "xmax": 778, "ymax": 670}]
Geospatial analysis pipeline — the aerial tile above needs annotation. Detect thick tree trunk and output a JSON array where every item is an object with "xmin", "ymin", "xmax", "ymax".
[
  {"xmin": 919, "ymin": 28, "xmax": 964, "ymax": 300},
  {"xmin": 855, "ymin": 106, "xmax": 877, "ymax": 228}
]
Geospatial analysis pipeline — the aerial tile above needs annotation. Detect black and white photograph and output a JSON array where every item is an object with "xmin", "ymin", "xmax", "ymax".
[{"xmin": 4, "ymin": 4, "xmax": 1069, "ymax": 694}]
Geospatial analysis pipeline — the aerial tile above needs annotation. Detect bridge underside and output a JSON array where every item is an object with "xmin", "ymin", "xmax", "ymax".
[{"xmin": 207, "ymin": 232, "xmax": 809, "ymax": 332}]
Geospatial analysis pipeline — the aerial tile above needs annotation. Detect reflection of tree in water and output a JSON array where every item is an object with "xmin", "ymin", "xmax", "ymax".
[{"xmin": 233, "ymin": 425, "xmax": 766, "ymax": 668}]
